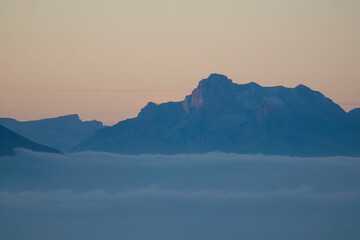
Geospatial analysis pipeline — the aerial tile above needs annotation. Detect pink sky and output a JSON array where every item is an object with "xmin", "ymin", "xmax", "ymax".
[{"xmin": 1, "ymin": 0, "xmax": 359, "ymax": 125}]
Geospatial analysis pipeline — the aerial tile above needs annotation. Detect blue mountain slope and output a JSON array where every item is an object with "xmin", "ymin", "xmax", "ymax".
[
  {"xmin": 0, "ymin": 124, "xmax": 60, "ymax": 156},
  {"xmin": 74, "ymin": 74, "xmax": 360, "ymax": 156},
  {"xmin": 0, "ymin": 114, "xmax": 103, "ymax": 152}
]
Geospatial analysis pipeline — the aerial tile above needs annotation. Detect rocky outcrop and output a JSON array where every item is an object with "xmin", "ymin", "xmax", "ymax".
[{"xmin": 74, "ymin": 74, "xmax": 360, "ymax": 156}]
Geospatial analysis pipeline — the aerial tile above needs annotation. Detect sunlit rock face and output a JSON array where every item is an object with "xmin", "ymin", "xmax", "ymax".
[
  {"xmin": 183, "ymin": 74, "xmax": 235, "ymax": 113},
  {"xmin": 74, "ymin": 74, "xmax": 360, "ymax": 156}
]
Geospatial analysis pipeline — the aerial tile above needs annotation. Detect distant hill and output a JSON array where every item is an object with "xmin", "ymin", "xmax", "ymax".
[
  {"xmin": 0, "ymin": 124, "xmax": 60, "ymax": 156},
  {"xmin": 0, "ymin": 114, "xmax": 103, "ymax": 152},
  {"xmin": 74, "ymin": 74, "xmax": 360, "ymax": 156}
]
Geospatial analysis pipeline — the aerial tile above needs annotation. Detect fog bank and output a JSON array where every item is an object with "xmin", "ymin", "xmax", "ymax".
[{"xmin": 1, "ymin": 150, "xmax": 360, "ymax": 240}]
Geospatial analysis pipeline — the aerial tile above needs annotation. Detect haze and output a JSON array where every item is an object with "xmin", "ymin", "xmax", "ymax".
[
  {"xmin": 1, "ymin": 150, "xmax": 360, "ymax": 239},
  {"xmin": 1, "ymin": 0, "xmax": 359, "ymax": 124}
]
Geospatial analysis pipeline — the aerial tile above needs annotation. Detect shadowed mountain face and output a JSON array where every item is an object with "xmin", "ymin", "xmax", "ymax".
[
  {"xmin": 0, "ymin": 114, "xmax": 103, "ymax": 152},
  {"xmin": 74, "ymin": 74, "xmax": 360, "ymax": 156},
  {"xmin": 0, "ymin": 124, "xmax": 60, "ymax": 156}
]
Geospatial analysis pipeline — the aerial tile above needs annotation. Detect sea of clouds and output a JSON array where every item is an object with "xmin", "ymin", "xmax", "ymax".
[{"xmin": 1, "ymin": 149, "xmax": 360, "ymax": 240}]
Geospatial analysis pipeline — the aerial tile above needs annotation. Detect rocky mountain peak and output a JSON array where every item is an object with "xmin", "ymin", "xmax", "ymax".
[
  {"xmin": 197, "ymin": 73, "xmax": 233, "ymax": 88},
  {"xmin": 295, "ymin": 84, "xmax": 314, "ymax": 94},
  {"xmin": 54, "ymin": 114, "xmax": 81, "ymax": 122},
  {"xmin": 74, "ymin": 74, "xmax": 360, "ymax": 156},
  {"xmin": 183, "ymin": 74, "xmax": 235, "ymax": 113}
]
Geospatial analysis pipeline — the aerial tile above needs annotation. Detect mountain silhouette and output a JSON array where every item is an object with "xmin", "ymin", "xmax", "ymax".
[
  {"xmin": 74, "ymin": 74, "xmax": 360, "ymax": 156},
  {"xmin": 0, "ymin": 124, "xmax": 61, "ymax": 156},
  {"xmin": 0, "ymin": 114, "xmax": 103, "ymax": 152}
]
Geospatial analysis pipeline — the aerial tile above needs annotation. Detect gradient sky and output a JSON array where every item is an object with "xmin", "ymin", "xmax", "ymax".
[{"xmin": 1, "ymin": 0, "xmax": 359, "ymax": 125}]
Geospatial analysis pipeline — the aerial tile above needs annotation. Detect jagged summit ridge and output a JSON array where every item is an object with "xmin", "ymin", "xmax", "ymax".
[
  {"xmin": 198, "ymin": 73, "xmax": 233, "ymax": 86},
  {"xmin": 145, "ymin": 74, "xmax": 319, "ymax": 115},
  {"xmin": 183, "ymin": 74, "xmax": 313, "ymax": 114},
  {"xmin": 74, "ymin": 74, "xmax": 360, "ymax": 156}
]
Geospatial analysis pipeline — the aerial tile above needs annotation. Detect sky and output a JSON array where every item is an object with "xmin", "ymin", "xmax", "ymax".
[
  {"xmin": 0, "ymin": 0, "xmax": 359, "ymax": 125},
  {"xmin": 1, "ymin": 150, "xmax": 360, "ymax": 240}
]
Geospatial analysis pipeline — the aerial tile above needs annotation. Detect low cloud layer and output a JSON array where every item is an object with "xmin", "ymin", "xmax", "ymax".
[{"xmin": 1, "ymin": 150, "xmax": 360, "ymax": 240}]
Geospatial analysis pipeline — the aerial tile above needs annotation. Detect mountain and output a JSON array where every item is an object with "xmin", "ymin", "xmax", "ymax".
[
  {"xmin": 348, "ymin": 108, "xmax": 360, "ymax": 122},
  {"xmin": 0, "ymin": 114, "xmax": 103, "ymax": 152},
  {"xmin": 74, "ymin": 74, "xmax": 360, "ymax": 156},
  {"xmin": 0, "ymin": 124, "xmax": 61, "ymax": 156}
]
